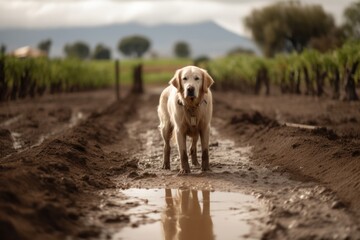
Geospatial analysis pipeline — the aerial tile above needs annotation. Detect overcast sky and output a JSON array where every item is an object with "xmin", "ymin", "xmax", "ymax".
[{"xmin": 0, "ymin": 0, "xmax": 356, "ymax": 37}]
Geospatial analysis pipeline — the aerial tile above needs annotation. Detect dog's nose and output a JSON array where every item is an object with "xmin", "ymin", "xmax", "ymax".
[{"xmin": 187, "ymin": 86, "xmax": 195, "ymax": 96}]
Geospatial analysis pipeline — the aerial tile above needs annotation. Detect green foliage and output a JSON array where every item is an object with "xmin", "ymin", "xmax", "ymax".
[
  {"xmin": 343, "ymin": 1, "xmax": 360, "ymax": 39},
  {"xmin": 2, "ymin": 57, "xmax": 113, "ymax": 100},
  {"xmin": 204, "ymin": 41, "xmax": 360, "ymax": 96},
  {"xmin": 1, "ymin": 57, "xmax": 192, "ymax": 101},
  {"xmin": 38, "ymin": 39, "xmax": 52, "ymax": 55},
  {"xmin": 337, "ymin": 42, "xmax": 360, "ymax": 68},
  {"xmin": 1, "ymin": 44, "xmax": 7, "ymax": 56},
  {"xmin": 111, "ymin": 58, "xmax": 192, "ymax": 84},
  {"xmin": 118, "ymin": 35, "xmax": 151, "ymax": 58},
  {"xmin": 227, "ymin": 47, "xmax": 255, "ymax": 56},
  {"xmin": 336, "ymin": 42, "xmax": 360, "ymax": 80},
  {"xmin": 193, "ymin": 55, "xmax": 210, "ymax": 66},
  {"xmin": 64, "ymin": 41, "xmax": 90, "ymax": 59},
  {"xmin": 174, "ymin": 41, "xmax": 191, "ymax": 58},
  {"xmin": 93, "ymin": 44, "xmax": 111, "ymax": 60},
  {"xmin": 244, "ymin": 1, "xmax": 335, "ymax": 57},
  {"xmin": 205, "ymin": 55, "xmax": 267, "ymax": 90}
]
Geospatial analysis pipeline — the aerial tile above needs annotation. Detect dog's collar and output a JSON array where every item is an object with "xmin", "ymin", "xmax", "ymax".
[
  {"xmin": 177, "ymin": 99, "xmax": 207, "ymax": 107},
  {"xmin": 177, "ymin": 99, "xmax": 205, "ymax": 127}
]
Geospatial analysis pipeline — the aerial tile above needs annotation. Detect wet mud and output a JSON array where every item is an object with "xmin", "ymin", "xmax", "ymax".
[
  {"xmin": 1, "ymin": 87, "xmax": 360, "ymax": 239},
  {"xmin": 104, "ymin": 93, "xmax": 360, "ymax": 239}
]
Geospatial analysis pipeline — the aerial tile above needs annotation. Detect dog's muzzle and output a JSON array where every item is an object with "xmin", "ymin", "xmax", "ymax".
[{"xmin": 186, "ymin": 86, "xmax": 195, "ymax": 98}]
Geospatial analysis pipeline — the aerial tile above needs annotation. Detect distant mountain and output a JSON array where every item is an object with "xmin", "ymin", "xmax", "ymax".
[{"xmin": 0, "ymin": 21, "xmax": 259, "ymax": 58}]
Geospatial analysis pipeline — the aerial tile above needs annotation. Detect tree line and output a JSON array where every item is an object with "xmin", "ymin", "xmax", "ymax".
[
  {"xmin": 244, "ymin": 1, "xmax": 360, "ymax": 57},
  {"xmin": 202, "ymin": 0, "xmax": 360, "ymax": 101},
  {"xmin": 36, "ymin": 37, "xmax": 191, "ymax": 60}
]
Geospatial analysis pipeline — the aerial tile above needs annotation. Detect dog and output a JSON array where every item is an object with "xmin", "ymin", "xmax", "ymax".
[{"xmin": 157, "ymin": 66, "xmax": 214, "ymax": 174}]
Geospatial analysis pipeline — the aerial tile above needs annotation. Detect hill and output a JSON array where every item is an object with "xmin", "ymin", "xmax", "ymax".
[{"xmin": 0, "ymin": 21, "xmax": 259, "ymax": 58}]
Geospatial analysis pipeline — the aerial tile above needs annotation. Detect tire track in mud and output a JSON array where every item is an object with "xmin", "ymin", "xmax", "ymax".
[{"xmin": 101, "ymin": 91, "xmax": 360, "ymax": 239}]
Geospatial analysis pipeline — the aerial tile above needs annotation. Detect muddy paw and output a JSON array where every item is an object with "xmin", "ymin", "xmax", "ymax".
[{"xmin": 192, "ymin": 160, "xmax": 200, "ymax": 167}]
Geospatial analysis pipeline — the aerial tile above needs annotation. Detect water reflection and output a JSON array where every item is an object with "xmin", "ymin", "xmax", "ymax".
[
  {"xmin": 162, "ymin": 188, "xmax": 214, "ymax": 240},
  {"xmin": 117, "ymin": 187, "xmax": 265, "ymax": 240}
]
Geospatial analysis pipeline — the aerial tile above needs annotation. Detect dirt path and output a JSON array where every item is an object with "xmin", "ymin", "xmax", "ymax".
[
  {"xmin": 1, "ymin": 87, "xmax": 360, "ymax": 239},
  {"xmin": 85, "ymin": 88, "xmax": 360, "ymax": 239}
]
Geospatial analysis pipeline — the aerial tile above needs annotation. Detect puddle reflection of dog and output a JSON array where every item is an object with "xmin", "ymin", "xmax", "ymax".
[
  {"xmin": 158, "ymin": 66, "xmax": 214, "ymax": 174},
  {"xmin": 161, "ymin": 189, "xmax": 214, "ymax": 240}
]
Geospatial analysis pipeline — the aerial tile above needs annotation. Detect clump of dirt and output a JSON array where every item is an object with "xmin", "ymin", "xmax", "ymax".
[
  {"xmin": 230, "ymin": 110, "xmax": 278, "ymax": 126},
  {"xmin": 311, "ymin": 127, "xmax": 339, "ymax": 140},
  {"xmin": 48, "ymin": 107, "xmax": 72, "ymax": 122}
]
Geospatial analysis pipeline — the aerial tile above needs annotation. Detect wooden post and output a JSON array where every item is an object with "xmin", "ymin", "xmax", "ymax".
[
  {"xmin": 115, "ymin": 59, "xmax": 120, "ymax": 100},
  {"xmin": 132, "ymin": 63, "xmax": 143, "ymax": 94},
  {"xmin": 0, "ymin": 56, "xmax": 6, "ymax": 101}
]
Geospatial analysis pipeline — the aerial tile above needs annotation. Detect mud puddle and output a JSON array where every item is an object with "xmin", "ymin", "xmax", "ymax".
[{"xmin": 115, "ymin": 187, "xmax": 267, "ymax": 240}]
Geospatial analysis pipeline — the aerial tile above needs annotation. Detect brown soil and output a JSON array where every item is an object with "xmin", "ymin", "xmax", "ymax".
[
  {"xmin": 216, "ymin": 92, "xmax": 360, "ymax": 213},
  {"xmin": 0, "ymin": 86, "xmax": 360, "ymax": 239}
]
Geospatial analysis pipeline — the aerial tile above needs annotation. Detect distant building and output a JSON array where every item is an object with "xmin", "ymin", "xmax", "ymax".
[{"xmin": 9, "ymin": 46, "xmax": 47, "ymax": 58}]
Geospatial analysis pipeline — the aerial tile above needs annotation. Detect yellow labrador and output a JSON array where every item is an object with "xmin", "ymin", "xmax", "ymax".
[{"xmin": 158, "ymin": 66, "xmax": 214, "ymax": 174}]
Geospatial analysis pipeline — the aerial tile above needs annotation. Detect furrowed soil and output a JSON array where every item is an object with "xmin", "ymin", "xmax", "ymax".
[{"xmin": 0, "ymin": 86, "xmax": 360, "ymax": 239}]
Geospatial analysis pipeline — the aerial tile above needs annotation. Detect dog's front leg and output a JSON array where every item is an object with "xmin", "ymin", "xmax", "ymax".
[
  {"xmin": 190, "ymin": 135, "xmax": 199, "ymax": 167},
  {"xmin": 200, "ymin": 126, "xmax": 210, "ymax": 171},
  {"xmin": 175, "ymin": 129, "xmax": 190, "ymax": 174}
]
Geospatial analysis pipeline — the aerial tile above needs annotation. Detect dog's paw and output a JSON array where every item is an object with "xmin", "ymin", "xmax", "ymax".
[
  {"xmin": 201, "ymin": 166, "xmax": 210, "ymax": 172},
  {"xmin": 191, "ymin": 160, "xmax": 200, "ymax": 167}
]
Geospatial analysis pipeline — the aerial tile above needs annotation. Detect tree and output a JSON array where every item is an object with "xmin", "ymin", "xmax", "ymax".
[
  {"xmin": 38, "ymin": 39, "xmax": 52, "ymax": 55},
  {"xmin": 0, "ymin": 44, "xmax": 6, "ymax": 56},
  {"xmin": 227, "ymin": 47, "xmax": 254, "ymax": 56},
  {"xmin": 117, "ymin": 35, "xmax": 150, "ymax": 58},
  {"xmin": 343, "ymin": 1, "xmax": 360, "ymax": 40},
  {"xmin": 93, "ymin": 44, "xmax": 111, "ymax": 60},
  {"xmin": 174, "ymin": 41, "xmax": 191, "ymax": 58},
  {"xmin": 244, "ymin": 2, "xmax": 335, "ymax": 57},
  {"xmin": 64, "ymin": 41, "xmax": 90, "ymax": 59},
  {"xmin": 308, "ymin": 27, "xmax": 345, "ymax": 53}
]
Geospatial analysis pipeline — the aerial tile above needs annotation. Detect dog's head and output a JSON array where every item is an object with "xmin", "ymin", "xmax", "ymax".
[{"xmin": 169, "ymin": 66, "xmax": 214, "ymax": 101}]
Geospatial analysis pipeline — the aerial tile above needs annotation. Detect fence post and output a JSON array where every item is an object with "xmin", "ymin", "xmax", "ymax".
[
  {"xmin": 0, "ymin": 56, "xmax": 5, "ymax": 101},
  {"xmin": 115, "ymin": 59, "xmax": 120, "ymax": 101},
  {"xmin": 132, "ymin": 63, "xmax": 143, "ymax": 94}
]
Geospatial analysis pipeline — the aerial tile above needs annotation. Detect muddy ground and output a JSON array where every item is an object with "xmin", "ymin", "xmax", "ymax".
[{"xmin": 0, "ymin": 86, "xmax": 360, "ymax": 239}]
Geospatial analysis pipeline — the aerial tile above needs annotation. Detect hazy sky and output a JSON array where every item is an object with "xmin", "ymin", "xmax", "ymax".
[{"xmin": 0, "ymin": 0, "xmax": 356, "ymax": 36}]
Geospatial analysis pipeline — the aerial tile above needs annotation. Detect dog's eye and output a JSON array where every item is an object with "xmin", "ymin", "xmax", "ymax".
[
  {"xmin": 182, "ymin": 77, "xmax": 187, "ymax": 81},
  {"xmin": 194, "ymin": 77, "xmax": 200, "ymax": 81}
]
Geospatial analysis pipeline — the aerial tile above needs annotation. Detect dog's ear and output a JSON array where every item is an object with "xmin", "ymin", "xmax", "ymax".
[
  {"xmin": 202, "ymin": 69, "xmax": 214, "ymax": 93},
  {"xmin": 169, "ymin": 69, "xmax": 182, "ymax": 92}
]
